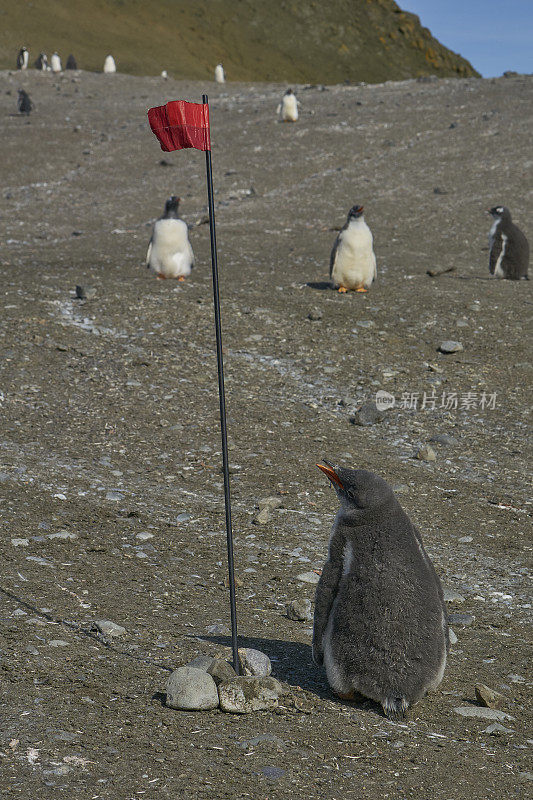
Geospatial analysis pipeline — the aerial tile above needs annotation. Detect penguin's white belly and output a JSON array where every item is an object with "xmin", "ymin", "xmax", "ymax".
[
  {"xmin": 148, "ymin": 219, "xmax": 194, "ymax": 278},
  {"xmin": 281, "ymin": 96, "xmax": 298, "ymax": 121},
  {"xmin": 51, "ymin": 55, "xmax": 61, "ymax": 72},
  {"xmin": 215, "ymin": 65, "xmax": 225, "ymax": 83},
  {"xmin": 104, "ymin": 56, "xmax": 116, "ymax": 73},
  {"xmin": 493, "ymin": 233, "xmax": 507, "ymax": 277},
  {"xmin": 332, "ymin": 224, "xmax": 376, "ymax": 289}
]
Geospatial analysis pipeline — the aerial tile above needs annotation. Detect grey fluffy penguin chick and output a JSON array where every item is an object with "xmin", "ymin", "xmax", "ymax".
[
  {"xmin": 313, "ymin": 463, "xmax": 449, "ymax": 719},
  {"xmin": 488, "ymin": 206, "xmax": 529, "ymax": 280},
  {"xmin": 17, "ymin": 89, "xmax": 33, "ymax": 116}
]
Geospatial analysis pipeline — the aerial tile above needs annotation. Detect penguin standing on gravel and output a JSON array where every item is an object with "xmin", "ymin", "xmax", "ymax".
[
  {"xmin": 35, "ymin": 53, "xmax": 48, "ymax": 71},
  {"xmin": 17, "ymin": 89, "xmax": 33, "ymax": 116},
  {"xmin": 488, "ymin": 205, "xmax": 529, "ymax": 280},
  {"xmin": 66, "ymin": 54, "xmax": 78, "ymax": 70},
  {"xmin": 214, "ymin": 64, "xmax": 225, "ymax": 83},
  {"xmin": 103, "ymin": 54, "xmax": 116, "ymax": 73},
  {"xmin": 146, "ymin": 196, "xmax": 194, "ymax": 280},
  {"xmin": 17, "ymin": 47, "xmax": 29, "ymax": 70},
  {"xmin": 330, "ymin": 204, "xmax": 377, "ymax": 292},
  {"xmin": 51, "ymin": 52, "xmax": 62, "ymax": 73},
  {"xmin": 277, "ymin": 89, "xmax": 299, "ymax": 122},
  {"xmin": 313, "ymin": 463, "xmax": 449, "ymax": 719}
]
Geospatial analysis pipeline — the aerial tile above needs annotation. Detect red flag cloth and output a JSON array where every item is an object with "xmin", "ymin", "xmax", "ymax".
[{"xmin": 147, "ymin": 100, "xmax": 211, "ymax": 152}]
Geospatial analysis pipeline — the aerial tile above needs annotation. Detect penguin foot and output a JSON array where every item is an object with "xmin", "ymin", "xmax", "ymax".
[
  {"xmin": 156, "ymin": 273, "xmax": 167, "ymax": 280},
  {"xmin": 178, "ymin": 276, "xmax": 186, "ymax": 282},
  {"xmin": 355, "ymin": 287, "xmax": 368, "ymax": 292},
  {"xmin": 382, "ymin": 696, "xmax": 409, "ymax": 720},
  {"xmin": 334, "ymin": 689, "xmax": 356, "ymax": 701},
  {"xmin": 337, "ymin": 286, "xmax": 348, "ymax": 293}
]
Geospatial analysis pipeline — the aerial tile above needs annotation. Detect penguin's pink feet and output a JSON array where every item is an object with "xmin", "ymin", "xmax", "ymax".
[
  {"xmin": 337, "ymin": 286, "xmax": 348, "ymax": 293},
  {"xmin": 178, "ymin": 276, "xmax": 186, "ymax": 282},
  {"xmin": 334, "ymin": 689, "xmax": 356, "ymax": 701},
  {"xmin": 355, "ymin": 287, "xmax": 368, "ymax": 293}
]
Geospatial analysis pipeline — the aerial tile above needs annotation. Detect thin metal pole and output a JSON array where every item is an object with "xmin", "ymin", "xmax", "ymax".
[{"xmin": 202, "ymin": 94, "xmax": 239, "ymax": 675}]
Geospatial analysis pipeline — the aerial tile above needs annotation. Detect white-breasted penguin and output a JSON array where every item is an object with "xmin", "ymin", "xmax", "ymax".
[
  {"xmin": 276, "ymin": 89, "xmax": 299, "ymax": 122},
  {"xmin": 103, "ymin": 54, "xmax": 116, "ymax": 73},
  {"xmin": 330, "ymin": 204, "xmax": 377, "ymax": 292},
  {"xmin": 17, "ymin": 47, "xmax": 29, "ymax": 70},
  {"xmin": 146, "ymin": 196, "xmax": 194, "ymax": 280},
  {"xmin": 215, "ymin": 64, "xmax": 225, "ymax": 83},
  {"xmin": 313, "ymin": 463, "xmax": 449, "ymax": 719},
  {"xmin": 35, "ymin": 53, "xmax": 48, "ymax": 71},
  {"xmin": 51, "ymin": 52, "xmax": 62, "ymax": 73},
  {"xmin": 488, "ymin": 205, "xmax": 529, "ymax": 280}
]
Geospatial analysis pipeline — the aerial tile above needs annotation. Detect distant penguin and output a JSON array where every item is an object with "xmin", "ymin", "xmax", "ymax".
[
  {"xmin": 313, "ymin": 463, "xmax": 449, "ymax": 719},
  {"xmin": 17, "ymin": 89, "xmax": 33, "ymax": 116},
  {"xmin": 35, "ymin": 53, "xmax": 48, "ymax": 71},
  {"xmin": 276, "ymin": 88, "xmax": 299, "ymax": 122},
  {"xmin": 161, "ymin": 69, "xmax": 168, "ymax": 79},
  {"xmin": 214, "ymin": 63, "xmax": 225, "ymax": 83},
  {"xmin": 488, "ymin": 205, "xmax": 529, "ymax": 280},
  {"xmin": 103, "ymin": 54, "xmax": 116, "ymax": 74},
  {"xmin": 51, "ymin": 52, "xmax": 62, "ymax": 73},
  {"xmin": 17, "ymin": 47, "xmax": 29, "ymax": 70},
  {"xmin": 329, "ymin": 204, "xmax": 377, "ymax": 292},
  {"xmin": 66, "ymin": 54, "xmax": 78, "ymax": 70},
  {"xmin": 146, "ymin": 196, "xmax": 194, "ymax": 280}
]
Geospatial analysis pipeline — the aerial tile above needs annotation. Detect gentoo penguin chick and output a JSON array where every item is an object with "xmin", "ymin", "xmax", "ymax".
[
  {"xmin": 17, "ymin": 89, "xmax": 33, "ymax": 116},
  {"xmin": 146, "ymin": 196, "xmax": 194, "ymax": 280},
  {"xmin": 66, "ymin": 54, "xmax": 77, "ymax": 70},
  {"xmin": 277, "ymin": 89, "xmax": 299, "ymax": 122},
  {"xmin": 35, "ymin": 53, "xmax": 48, "ymax": 71},
  {"xmin": 17, "ymin": 47, "xmax": 29, "ymax": 70},
  {"xmin": 330, "ymin": 204, "xmax": 377, "ymax": 292},
  {"xmin": 214, "ymin": 63, "xmax": 225, "ymax": 83},
  {"xmin": 488, "ymin": 205, "xmax": 529, "ymax": 280},
  {"xmin": 313, "ymin": 463, "xmax": 449, "ymax": 719},
  {"xmin": 103, "ymin": 54, "xmax": 116, "ymax": 74},
  {"xmin": 50, "ymin": 52, "xmax": 62, "ymax": 73}
]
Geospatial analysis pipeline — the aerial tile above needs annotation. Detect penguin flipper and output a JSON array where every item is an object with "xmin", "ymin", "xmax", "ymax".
[
  {"xmin": 145, "ymin": 239, "xmax": 153, "ymax": 268},
  {"xmin": 312, "ymin": 557, "xmax": 343, "ymax": 665},
  {"xmin": 329, "ymin": 237, "xmax": 340, "ymax": 279},
  {"xmin": 488, "ymin": 234, "xmax": 502, "ymax": 275}
]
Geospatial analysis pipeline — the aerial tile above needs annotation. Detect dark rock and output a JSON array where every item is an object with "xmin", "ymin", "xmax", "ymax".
[{"xmin": 75, "ymin": 285, "xmax": 96, "ymax": 300}]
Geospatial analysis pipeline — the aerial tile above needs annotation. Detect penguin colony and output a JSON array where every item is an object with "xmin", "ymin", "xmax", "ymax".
[
  {"xmin": 11, "ymin": 42, "xmax": 530, "ymax": 720},
  {"xmin": 314, "ymin": 464, "xmax": 449, "ymax": 718}
]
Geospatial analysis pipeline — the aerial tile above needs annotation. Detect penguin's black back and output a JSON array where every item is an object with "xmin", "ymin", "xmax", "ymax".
[
  {"xmin": 66, "ymin": 54, "xmax": 77, "ymax": 70},
  {"xmin": 17, "ymin": 90, "xmax": 32, "ymax": 115}
]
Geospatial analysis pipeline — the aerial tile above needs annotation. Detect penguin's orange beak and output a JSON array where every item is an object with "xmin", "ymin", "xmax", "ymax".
[{"xmin": 317, "ymin": 463, "xmax": 344, "ymax": 489}]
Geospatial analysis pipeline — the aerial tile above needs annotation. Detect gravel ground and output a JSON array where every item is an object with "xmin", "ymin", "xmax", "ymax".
[{"xmin": 0, "ymin": 68, "xmax": 531, "ymax": 799}]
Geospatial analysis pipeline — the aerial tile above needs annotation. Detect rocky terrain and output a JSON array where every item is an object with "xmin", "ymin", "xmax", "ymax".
[
  {"xmin": 0, "ymin": 67, "xmax": 531, "ymax": 799},
  {"xmin": 0, "ymin": 0, "xmax": 478, "ymax": 82}
]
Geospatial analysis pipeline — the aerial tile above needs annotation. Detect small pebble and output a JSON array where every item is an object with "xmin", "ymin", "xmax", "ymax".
[
  {"xmin": 438, "ymin": 341, "xmax": 463, "ymax": 354},
  {"xmin": 475, "ymin": 684, "xmax": 504, "ymax": 709},
  {"xmin": 297, "ymin": 571, "xmax": 321, "ymax": 585},
  {"xmin": 443, "ymin": 588, "xmax": 465, "ymax": 603},
  {"xmin": 307, "ymin": 309, "xmax": 322, "ymax": 321},
  {"xmin": 94, "ymin": 620, "xmax": 127, "ymax": 637},
  {"xmin": 429, "ymin": 434, "xmax": 459, "ymax": 446},
  {"xmin": 415, "ymin": 445, "xmax": 436, "ymax": 462},
  {"xmin": 75, "ymin": 285, "xmax": 96, "ymax": 300},
  {"xmin": 286, "ymin": 598, "xmax": 313, "ymax": 621},
  {"xmin": 238, "ymin": 648, "xmax": 272, "ymax": 677},
  {"xmin": 49, "ymin": 640, "xmax": 69, "ymax": 647},
  {"xmin": 449, "ymin": 628, "xmax": 458, "ymax": 645},
  {"xmin": 483, "ymin": 723, "xmax": 514, "ymax": 735},
  {"xmin": 350, "ymin": 401, "xmax": 384, "ymax": 427}
]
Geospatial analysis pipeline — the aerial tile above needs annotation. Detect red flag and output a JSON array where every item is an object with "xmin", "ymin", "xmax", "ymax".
[{"xmin": 147, "ymin": 100, "xmax": 211, "ymax": 152}]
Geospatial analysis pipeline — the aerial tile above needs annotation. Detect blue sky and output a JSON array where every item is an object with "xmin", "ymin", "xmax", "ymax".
[{"xmin": 399, "ymin": 1, "xmax": 533, "ymax": 77}]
